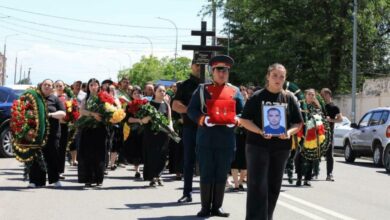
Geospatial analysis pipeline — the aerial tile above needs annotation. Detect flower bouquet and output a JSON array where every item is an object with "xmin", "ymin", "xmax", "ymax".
[
  {"xmin": 64, "ymin": 99, "xmax": 80, "ymax": 123},
  {"xmin": 11, "ymin": 89, "xmax": 48, "ymax": 170},
  {"xmin": 123, "ymin": 99, "xmax": 149, "ymax": 140},
  {"xmin": 135, "ymin": 104, "xmax": 181, "ymax": 143},
  {"xmin": 76, "ymin": 91, "xmax": 126, "ymax": 129}
]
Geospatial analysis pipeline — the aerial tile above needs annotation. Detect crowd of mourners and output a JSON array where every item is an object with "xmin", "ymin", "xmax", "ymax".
[{"xmin": 16, "ymin": 55, "xmax": 342, "ymax": 220}]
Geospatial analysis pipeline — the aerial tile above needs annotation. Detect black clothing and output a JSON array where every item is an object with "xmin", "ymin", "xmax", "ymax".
[
  {"xmin": 78, "ymin": 126, "xmax": 107, "ymax": 184},
  {"xmin": 29, "ymin": 94, "xmax": 65, "ymax": 186},
  {"xmin": 77, "ymin": 97, "xmax": 107, "ymax": 185},
  {"xmin": 241, "ymin": 89, "xmax": 303, "ymax": 220},
  {"xmin": 245, "ymin": 144, "xmax": 290, "ymax": 220},
  {"xmin": 58, "ymin": 123, "xmax": 68, "ymax": 174},
  {"xmin": 174, "ymin": 74, "xmax": 200, "ymax": 197},
  {"xmin": 142, "ymin": 100, "xmax": 170, "ymax": 180},
  {"xmin": 324, "ymin": 102, "xmax": 340, "ymax": 175},
  {"xmin": 241, "ymin": 89, "xmax": 303, "ymax": 150},
  {"xmin": 231, "ymin": 131, "xmax": 247, "ymax": 169},
  {"xmin": 325, "ymin": 102, "xmax": 340, "ymax": 130},
  {"xmin": 124, "ymin": 124, "xmax": 144, "ymax": 165},
  {"xmin": 173, "ymin": 74, "xmax": 201, "ymax": 127}
]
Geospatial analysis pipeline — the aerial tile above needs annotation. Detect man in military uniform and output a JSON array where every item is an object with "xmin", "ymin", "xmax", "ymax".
[
  {"xmin": 173, "ymin": 60, "xmax": 201, "ymax": 203},
  {"xmin": 187, "ymin": 55, "xmax": 244, "ymax": 217}
]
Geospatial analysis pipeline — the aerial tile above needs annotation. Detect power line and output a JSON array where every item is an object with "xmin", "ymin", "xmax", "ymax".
[
  {"xmin": 0, "ymin": 13, "xmax": 194, "ymax": 40},
  {"xmin": 0, "ymin": 21, "xmax": 154, "ymax": 45},
  {"xmin": 0, "ymin": 5, "xmax": 193, "ymax": 30}
]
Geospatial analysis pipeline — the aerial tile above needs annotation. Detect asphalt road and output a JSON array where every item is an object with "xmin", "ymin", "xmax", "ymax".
[{"xmin": 0, "ymin": 156, "xmax": 389, "ymax": 220}]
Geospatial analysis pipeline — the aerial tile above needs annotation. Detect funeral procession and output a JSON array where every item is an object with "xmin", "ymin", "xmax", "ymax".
[{"xmin": 0, "ymin": 1, "xmax": 389, "ymax": 220}]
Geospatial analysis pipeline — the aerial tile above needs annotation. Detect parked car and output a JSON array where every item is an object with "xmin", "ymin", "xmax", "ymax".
[
  {"xmin": 0, "ymin": 85, "xmax": 30, "ymax": 157},
  {"xmin": 384, "ymin": 145, "xmax": 390, "ymax": 173},
  {"xmin": 333, "ymin": 116, "xmax": 352, "ymax": 149},
  {"xmin": 343, "ymin": 107, "xmax": 390, "ymax": 167}
]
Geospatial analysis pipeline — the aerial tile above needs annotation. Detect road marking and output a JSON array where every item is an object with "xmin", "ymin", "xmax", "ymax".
[
  {"xmin": 280, "ymin": 193, "xmax": 358, "ymax": 220},
  {"xmin": 278, "ymin": 200, "xmax": 327, "ymax": 220}
]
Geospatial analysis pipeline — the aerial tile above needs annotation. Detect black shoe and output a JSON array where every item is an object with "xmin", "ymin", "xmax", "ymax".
[
  {"xmin": 157, "ymin": 179, "xmax": 164, "ymax": 186},
  {"xmin": 84, "ymin": 183, "xmax": 92, "ymax": 188},
  {"xmin": 211, "ymin": 184, "xmax": 229, "ymax": 217},
  {"xmin": 197, "ymin": 208, "xmax": 210, "ymax": 217},
  {"xmin": 149, "ymin": 180, "xmax": 156, "ymax": 187},
  {"xmin": 135, "ymin": 172, "xmax": 141, "ymax": 178},
  {"xmin": 288, "ymin": 177, "xmax": 293, "ymax": 184},
  {"xmin": 177, "ymin": 195, "xmax": 192, "ymax": 203},
  {"xmin": 296, "ymin": 179, "xmax": 302, "ymax": 186},
  {"xmin": 211, "ymin": 208, "xmax": 230, "ymax": 217},
  {"xmin": 304, "ymin": 180, "xmax": 312, "ymax": 186},
  {"xmin": 175, "ymin": 176, "xmax": 182, "ymax": 181},
  {"xmin": 326, "ymin": 174, "xmax": 335, "ymax": 181},
  {"xmin": 110, "ymin": 165, "xmax": 117, "ymax": 171},
  {"xmin": 238, "ymin": 184, "xmax": 245, "ymax": 191},
  {"xmin": 59, "ymin": 174, "xmax": 65, "ymax": 180}
]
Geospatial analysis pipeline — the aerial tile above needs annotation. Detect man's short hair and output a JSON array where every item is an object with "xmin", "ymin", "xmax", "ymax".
[
  {"xmin": 267, "ymin": 107, "xmax": 281, "ymax": 115},
  {"xmin": 321, "ymin": 88, "xmax": 332, "ymax": 96}
]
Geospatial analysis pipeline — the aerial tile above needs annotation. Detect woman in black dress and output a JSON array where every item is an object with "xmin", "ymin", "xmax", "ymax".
[
  {"xmin": 141, "ymin": 85, "xmax": 173, "ymax": 187},
  {"xmin": 28, "ymin": 79, "xmax": 66, "ymax": 188},
  {"xmin": 230, "ymin": 87, "xmax": 249, "ymax": 191},
  {"xmin": 125, "ymin": 86, "xmax": 145, "ymax": 178},
  {"xmin": 78, "ymin": 78, "xmax": 107, "ymax": 188}
]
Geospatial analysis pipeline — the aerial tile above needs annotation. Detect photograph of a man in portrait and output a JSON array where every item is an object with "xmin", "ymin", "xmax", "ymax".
[{"xmin": 262, "ymin": 105, "xmax": 287, "ymax": 136}]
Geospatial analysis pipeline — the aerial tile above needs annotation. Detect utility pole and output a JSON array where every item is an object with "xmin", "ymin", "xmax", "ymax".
[
  {"xmin": 211, "ymin": 0, "xmax": 217, "ymax": 56},
  {"xmin": 19, "ymin": 63, "xmax": 22, "ymax": 83},
  {"xmin": 352, "ymin": 0, "xmax": 358, "ymax": 123},
  {"xmin": 13, "ymin": 56, "xmax": 17, "ymax": 84}
]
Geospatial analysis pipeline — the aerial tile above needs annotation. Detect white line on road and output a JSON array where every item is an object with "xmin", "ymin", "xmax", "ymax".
[
  {"xmin": 280, "ymin": 193, "xmax": 358, "ymax": 220},
  {"xmin": 278, "ymin": 200, "xmax": 327, "ymax": 220}
]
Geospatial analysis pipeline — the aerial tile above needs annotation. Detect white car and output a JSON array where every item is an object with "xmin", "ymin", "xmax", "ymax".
[{"xmin": 333, "ymin": 116, "xmax": 352, "ymax": 148}]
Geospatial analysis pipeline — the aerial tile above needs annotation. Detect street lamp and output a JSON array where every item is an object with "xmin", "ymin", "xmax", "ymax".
[
  {"xmin": 2, "ymin": 33, "xmax": 18, "ymax": 85},
  {"xmin": 157, "ymin": 17, "xmax": 178, "ymax": 80},
  {"xmin": 135, "ymin": 35, "xmax": 153, "ymax": 56}
]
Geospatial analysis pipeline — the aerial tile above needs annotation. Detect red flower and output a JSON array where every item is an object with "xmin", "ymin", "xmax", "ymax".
[
  {"xmin": 98, "ymin": 91, "xmax": 115, "ymax": 104},
  {"xmin": 127, "ymin": 99, "xmax": 148, "ymax": 115},
  {"xmin": 72, "ymin": 111, "xmax": 80, "ymax": 120},
  {"xmin": 27, "ymin": 119, "xmax": 37, "ymax": 128}
]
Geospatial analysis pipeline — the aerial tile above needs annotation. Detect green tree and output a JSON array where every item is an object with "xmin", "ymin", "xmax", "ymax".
[
  {"xmin": 204, "ymin": 0, "xmax": 390, "ymax": 94},
  {"xmin": 118, "ymin": 56, "xmax": 191, "ymax": 87}
]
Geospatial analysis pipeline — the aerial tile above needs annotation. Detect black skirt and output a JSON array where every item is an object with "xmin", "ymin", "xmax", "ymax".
[
  {"xmin": 78, "ymin": 125, "xmax": 107, "ymax": 184},
  {"xmin": 123, "ymin": 126, "xmax": 144, "ymax": 165},
  {"xmin": 231, "ymin": 132, "xmax": 247, "ymax": 169},
  {"xmin": 142, "ymin": 127, "xmax": 169, "ymax": 181}
]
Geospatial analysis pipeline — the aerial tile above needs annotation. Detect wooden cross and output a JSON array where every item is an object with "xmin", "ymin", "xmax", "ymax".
[{"xmin": 182, "ymin": 21, "xmax": 225, "ymax": 83}]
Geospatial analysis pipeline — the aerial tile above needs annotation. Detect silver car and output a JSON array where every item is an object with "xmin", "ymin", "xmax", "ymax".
[
  {"xmin": 333, "ymin": 116, "xmax": 352, "ymax": 149},
  {"xmin": 343, "ymin": 107, "xmax": 390, "ymax": 167}
]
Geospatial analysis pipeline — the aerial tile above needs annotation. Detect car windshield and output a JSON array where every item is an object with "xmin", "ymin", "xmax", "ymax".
[
  {"xmin": 0, "ymin": 90, "xmax": 9, "ymax": 103},
  {"xmin": 14, "ymin": 90, "xmax": 25, "ymax": 97}
]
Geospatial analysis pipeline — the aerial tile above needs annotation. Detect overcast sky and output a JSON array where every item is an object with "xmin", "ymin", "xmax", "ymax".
[{"xmin": 0, "ymin": 0, "xmax": 226, "ymax": 85}]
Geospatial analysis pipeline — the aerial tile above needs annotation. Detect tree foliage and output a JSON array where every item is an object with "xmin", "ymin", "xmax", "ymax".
[
  {"xmin": 118, "ymin": 56, "xmax": 191, "ymax": 87},
  {"xmin": 205, "ymin": 0, "xmax": 390, "ymax": 94}
]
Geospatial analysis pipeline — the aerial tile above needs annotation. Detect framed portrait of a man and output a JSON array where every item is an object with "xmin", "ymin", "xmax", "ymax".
[{"xmin": 262, "ymin": 105, "xmax": 287, "ymax": 136}]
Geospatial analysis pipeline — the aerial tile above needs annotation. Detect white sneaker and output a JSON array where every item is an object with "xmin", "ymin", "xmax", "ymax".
[
  {"xmin": 27, "ymin": 183, "xmax": 36, "ymax": 188},
  {"xmin": 53, "ymin": 181, "xmax": 62, "ymax": 187}
]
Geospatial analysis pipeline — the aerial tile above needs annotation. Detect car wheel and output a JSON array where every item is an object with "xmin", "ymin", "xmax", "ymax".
[
  {"xmin": 384, "ymin": 146, "xmax": 390, "ymax": 173},
  {"xmin": 344, "ymin": 141, "xmax": 355, "ymax": 163},
  {"xmin": 0, "ymin": 127, "xmax": 14, "ymax": 158},
  {"xmin": 373, "ymin": 144, "xmax": 383, "ymax": 167}
]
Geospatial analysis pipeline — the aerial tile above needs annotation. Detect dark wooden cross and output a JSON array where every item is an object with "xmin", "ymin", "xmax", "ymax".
[{"xmin": 182, "ymin": 21, "xmax": 225, "ymax": 83}]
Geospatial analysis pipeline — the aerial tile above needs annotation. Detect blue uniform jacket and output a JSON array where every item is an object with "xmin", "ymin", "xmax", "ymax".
[{"xmin": 187, "ymin": 83, "xmax": 244, "ymax": 148}]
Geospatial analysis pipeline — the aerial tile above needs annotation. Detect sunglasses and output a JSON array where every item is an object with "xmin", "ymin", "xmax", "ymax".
[{"xmin": 213, "ymin": 66, "xmax": 230, "ymax": 73}]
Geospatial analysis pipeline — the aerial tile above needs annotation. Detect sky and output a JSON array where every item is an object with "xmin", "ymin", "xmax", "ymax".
[{"xmin": 0, "ymin": 0, "xmax": 226, "ymax": 85}]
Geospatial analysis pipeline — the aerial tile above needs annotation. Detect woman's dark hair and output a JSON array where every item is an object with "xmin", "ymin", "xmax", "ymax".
[
  {"xmin": 86, "ymin": 78, "xmax": 100, "ymax": 101},
  {"xmin": 39, "ymin": 79, "xmax": 54, "ymax": 94},
  {"xmin": 152, "ymin": 84, "xmax": 164, "ymax": 100},
  {"xmin": 131, "ymin": 85, "xmax": 142, "ymax": 97}
]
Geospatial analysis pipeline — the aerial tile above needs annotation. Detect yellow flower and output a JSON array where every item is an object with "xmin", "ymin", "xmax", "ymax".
[{"xmin": 65, "ymin": 101, "xmax": 72, "ymax": 108}]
